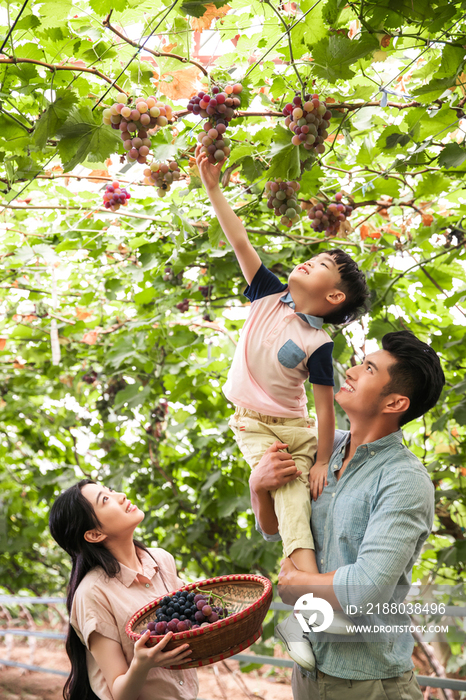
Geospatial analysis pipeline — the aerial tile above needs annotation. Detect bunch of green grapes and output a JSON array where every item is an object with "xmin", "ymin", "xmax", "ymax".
[
  {"xmin": 265, "ymin": 179, "xmax": 301, "ymax": 228},
  {"xmin": 143, "ymin": 161, "xmax": 181, "ymax": 197}
]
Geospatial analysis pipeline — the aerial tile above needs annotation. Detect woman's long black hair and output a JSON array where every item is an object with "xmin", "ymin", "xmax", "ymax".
[{"xmin": 49, "ymin": 479, "xmax": 167, "ymax": 700}]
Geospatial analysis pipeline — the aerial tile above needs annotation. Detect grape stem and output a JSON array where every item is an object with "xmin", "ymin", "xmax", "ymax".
[
  {"xmin": 103, "ymin": 12, "xmax": 209, "ymax": 78},
  {"xmin": 0, "ymin": 57, "xmax": 129, "ymax": 96}
]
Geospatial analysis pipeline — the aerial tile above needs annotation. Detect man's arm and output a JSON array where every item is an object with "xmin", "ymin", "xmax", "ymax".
[
  {"xmin": 196, "ymin": 145, "xmax": 261, "ymax": 285},
  {"xmin": 278, "ymin": 560, "xmax": 342, "ymax": 611},
  {"xmin": 332, "ymin": 469, "xmax": 434, "ymax": 611}
]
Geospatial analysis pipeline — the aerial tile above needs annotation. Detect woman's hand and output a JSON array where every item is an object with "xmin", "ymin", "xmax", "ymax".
[
  {"xmin": 195, "ymin": 143, "xmax": 226, "ymax": 193},
  {"xmin": 134, "ymin": 630, "xmax": 192, "ymax": 670}
]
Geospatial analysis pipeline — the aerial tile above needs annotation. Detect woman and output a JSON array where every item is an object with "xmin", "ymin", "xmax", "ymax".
[{"xmin": 49, "ymin": 479, "xmax": 198, "ymax": 700}]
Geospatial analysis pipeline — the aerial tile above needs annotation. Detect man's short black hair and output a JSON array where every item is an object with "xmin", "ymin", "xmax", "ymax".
[
  {"xmin": 321, "ymin": 249, "xmax": 370, "ymax": 325},
  {"xmin": 381, "ymin": 331, "xmax": 445, "ymax": 427}
]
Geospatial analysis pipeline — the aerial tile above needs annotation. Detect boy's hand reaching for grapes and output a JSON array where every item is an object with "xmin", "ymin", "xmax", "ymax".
[
  {"xmin": 195, "ymin": 144, "xmax": 226, "ymax": 193},
  {"xmin": 309, "ymin": 461, "xmax": 328, "ymax": 501}
]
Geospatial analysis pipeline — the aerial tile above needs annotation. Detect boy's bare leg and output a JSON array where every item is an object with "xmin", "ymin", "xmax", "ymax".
[{"xmin": 289, "ymin": 548, "xmax": 319, "ymax": 573}]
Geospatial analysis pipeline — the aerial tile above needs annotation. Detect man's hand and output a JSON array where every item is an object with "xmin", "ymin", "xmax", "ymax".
[
  {"xmin": 309, "ymin": 461, "xmax": 329, "ymax": 501},
  {"xmin": 249, "ymin": 441, "xmax": 301, "ymax": 495},
  {"xmin": 195, "ymin": 143, "xmax": 226, "ymax": 193},
  {"xmin": 278, "ymin": 557, "xmax": 302, "ymax": 606},
  {"xmin": 278, "ymin": 558, "xmax": 340, "ymax": 609}
]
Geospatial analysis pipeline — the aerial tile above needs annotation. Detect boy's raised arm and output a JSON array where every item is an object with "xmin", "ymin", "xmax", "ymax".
[{"xmin": 196, "ymin": 145, "xmax": 261, "ymax": 285}]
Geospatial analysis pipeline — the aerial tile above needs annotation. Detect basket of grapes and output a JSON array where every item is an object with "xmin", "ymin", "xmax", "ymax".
[{"xmin": 125, "ymin": 574, "xmax": 272, "ymax": 668}]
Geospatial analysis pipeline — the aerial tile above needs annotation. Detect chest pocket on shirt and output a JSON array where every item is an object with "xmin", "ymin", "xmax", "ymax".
[
  {"xmin": 335, "ymin": 494, "xmax": 371, "ymax": 541},
  {"xmin": 278, "ymin": 339, "xmax": 307, "ymax": 369}
]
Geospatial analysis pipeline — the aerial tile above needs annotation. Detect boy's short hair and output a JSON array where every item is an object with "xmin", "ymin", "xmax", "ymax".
[
  {"xmin": 321, "ymin": 248, "xmax": 370, "ymax": 325},
  {"xmin": 381, "ymin": 331, "xmax": 445, "ymax": 427}
]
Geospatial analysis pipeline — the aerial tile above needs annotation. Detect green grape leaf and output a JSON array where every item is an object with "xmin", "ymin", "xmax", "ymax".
[
  {"xmin": 438, "ymin": 143, "xmax": 466, "ymax": 169},
  {"xmin": 311, "ymin": 34, "xmax": 379, "ymax": 83},
  {"xmin": 34, "ymin": 90, "xmax": 79, "ymax": 149},
  {"xmin": 267, "ymin": 144, "xmax": 301, "ymax": 181},
  {"xmin": 56, "ymin": 106, "xmax": 121, "ymax": 171},
  {"xmin": 180, "ymin": 0, "xmax": 230, "ymax": 17}
]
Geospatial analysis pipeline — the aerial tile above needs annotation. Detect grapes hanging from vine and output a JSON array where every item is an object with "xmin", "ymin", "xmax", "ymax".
[
  {"xmin": 283, "ymin": 93, "xmax": 331, "ymax": 154},
  {"xmin": 265, "ymin": 179, "xmax": 301, "ymax": 228}
]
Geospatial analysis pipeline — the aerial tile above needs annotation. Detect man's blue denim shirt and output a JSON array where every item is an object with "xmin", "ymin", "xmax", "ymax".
[{"xmin": 257, "ymin": 429, "xmax": 434, "ymax": 680}]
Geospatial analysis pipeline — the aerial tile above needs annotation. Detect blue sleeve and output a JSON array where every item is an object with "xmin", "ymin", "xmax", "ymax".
[
  {"xmin": 244, "ymin": 264, "xmax": 287, "ymax": 302},
  {"xmin": 306, "ymin": 342, "xmax": 334, "ymax": 386},
  {"xmin": 255, "ymin": 519, "xmax": 282, "ymax": 542}
]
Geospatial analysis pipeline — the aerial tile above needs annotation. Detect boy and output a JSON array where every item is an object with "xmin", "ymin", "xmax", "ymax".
[{"xmin": 196, "ymin": 145, "xmax": 369, "ymax": 664}]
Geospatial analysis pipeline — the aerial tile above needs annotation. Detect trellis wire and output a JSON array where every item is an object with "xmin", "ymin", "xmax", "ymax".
[{"xmin": 0, "ymin": 0, "xmax": 31, "ymax": 54}]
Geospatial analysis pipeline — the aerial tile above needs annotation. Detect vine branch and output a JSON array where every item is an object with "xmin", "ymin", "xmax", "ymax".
[
  {"xmin": 0, "ymin": 57, "xmax": 129, "ymax": 95},
  {"xmin": 103, "ymin": 12, "xmax": 209, "ymax": 77}
]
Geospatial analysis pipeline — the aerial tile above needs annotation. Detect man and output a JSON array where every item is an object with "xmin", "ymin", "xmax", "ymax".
[{"xmin": 249, "ymin": 330, "xmax": 445, "ymax": 700}]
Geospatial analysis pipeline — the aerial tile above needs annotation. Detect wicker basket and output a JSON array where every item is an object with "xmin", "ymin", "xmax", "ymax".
[{"xmin": 125, "ymin": 574, "xmax": 272, "ymax": 669}]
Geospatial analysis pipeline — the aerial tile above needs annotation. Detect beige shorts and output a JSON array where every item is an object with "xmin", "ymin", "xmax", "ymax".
[
  {"xmin": 229, "ymin": 407, "xmax": 317, "ymax": 558},
  {"xmin": 292, "ymin": 667, "xmax": 423, "ymax": 700}
]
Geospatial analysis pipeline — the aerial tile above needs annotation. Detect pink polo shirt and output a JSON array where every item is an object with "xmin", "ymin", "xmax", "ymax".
[
  {"xmin": 71, "ymin": 547, "xmax": 198, "ymax": 700},
  {"xmin": 223, "ymin": 265, "xmax": 334, "ymax": 418}
]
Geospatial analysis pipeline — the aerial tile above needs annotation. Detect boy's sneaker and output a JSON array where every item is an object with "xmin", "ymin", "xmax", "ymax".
[
  {"xmin": 311, "ymin": 610, "xmax": 355, "ymax": 636},
  {"xmin": 275, "ymin": 614, "xmax": 315, "ymax": 671}
]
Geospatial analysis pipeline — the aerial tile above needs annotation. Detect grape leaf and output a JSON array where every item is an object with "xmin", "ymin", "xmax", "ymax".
[
  {"xmin": 311, "ymin": 34, "xmax": 379, "ymax": 83},
  {"xmin": 88, "ymin": 0, "xmax": 127, "ymax": 13},
  {"xmin": 266, "ymin": 144, "xmax": 301, "ymax": 181},
  {"xmin": 415, "ymin": 172, "xmax": 451, "ymax": 198},
  {"xmin": 438, "ymin": 44, "xmax": 465, "ymax": 77},
  {"xmin": 207, "ymin": 218, "xmax": 223, "ymax": 248},
  {"xmin": 38, "ymin": 0, "xmax": 74, "ymax": 29},
  {"xmin": 412, "ymin": 77, "xmax": 457, "ymax": 102},
  {"xmin": 376, "ymin": 126, "xmax": 410, "ymax": 150},
  {"xmin": 181, "ymin": 0, "xmax": 230, "ymax": 18},
  {"xmin": 322, "ymin": 0, "xmax": 347, "ymax": 25},
  {"xmin": 34, "ymin": 91, "xmax": 79, "ymax": 149},
  {"xmin": 56, "ymin": 106, "xmax": 121, "ymax": 171},
  {"xmin": 438, "ymin": 143, "xmax": 466, "ymax": 169}
]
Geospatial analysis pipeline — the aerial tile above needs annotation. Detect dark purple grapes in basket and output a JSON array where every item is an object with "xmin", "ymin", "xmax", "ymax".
[{"xmin": 143, "ymin": 589, "xmax": 231, "ymax": 636}]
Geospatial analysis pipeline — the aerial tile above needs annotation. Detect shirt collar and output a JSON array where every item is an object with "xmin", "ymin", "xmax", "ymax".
[
  {"xmin": 331, "ymin": 429, "xmax": 404, "ymax": 472},
  {"xmin": 115, "ymin": 548, "xmax": 159, "ymax": 588},
  {"xmin": 279, "ymin": 291, "xmax": 324, "ymax": 330}
]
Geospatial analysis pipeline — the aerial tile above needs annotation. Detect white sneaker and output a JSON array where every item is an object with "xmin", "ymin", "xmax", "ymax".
[
  {"xmin": 275, "ymin": 613, "xmax": 315, "ymax": 671},
  {"xmin": 311, "ymin": 610, "xmax": 355, "ymax": 636}
]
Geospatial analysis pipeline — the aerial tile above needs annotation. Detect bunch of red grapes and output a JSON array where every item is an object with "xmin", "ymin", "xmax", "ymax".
[
  {"xmin": 282, "ymin": 94, "xmax": 332, "ymax": 155},
  {"xmin": 196, "ymin": 122, "xmax": 231, "ymax": 164},
  {"xmin": 308, "ymin": 193, "xmax": 353, "ymax": 235},
  {"xmin": 199, "ymin": 285, "xmax": 212, "ymax": 299},
  {"xmin": 176, "ymin": 298, "xmax": 189, "ymax": 312},
  {"xmin": 144, "ymin": 589, "xmax": 231, "ymax": 635},
  {"xmin": 102, "ymin": 181, "xmax": 131, "ymax": 211},
  {"xmin": 143, "ymin": 161, "xmax": 181, "ymax": 197},
  {"xmin": 102, "ymin": 96, "xmax": 173, "ymax": 165},
  {"xmin": 189, "ymin": 84, "xmax": 243, "ymax": 164},
  {"xmin": 265, "ymin": 179, "xmax": 301, "ymax": 228},
  {"xmin": 187, "ymin": 84, "xmax": 242, "ymax": 120}
]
